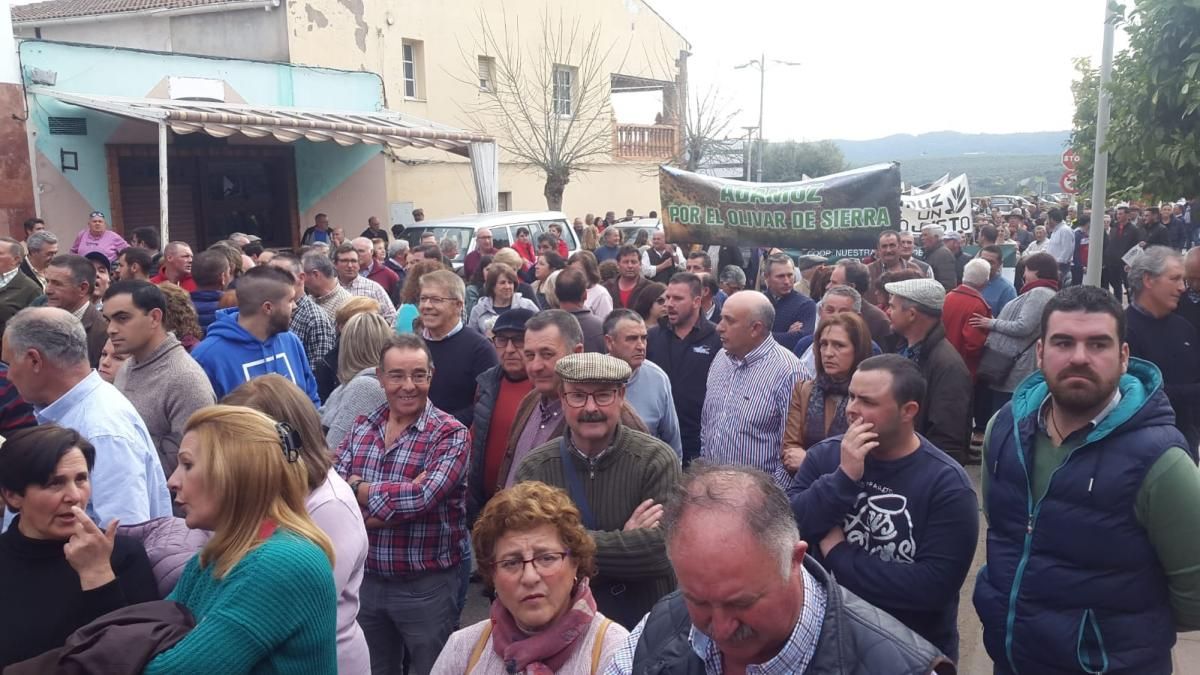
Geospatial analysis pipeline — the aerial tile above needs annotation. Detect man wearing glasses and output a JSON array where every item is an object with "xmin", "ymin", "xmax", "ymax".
[
  {"xmin": 516, "ymin": 352, "xmax": 681, "ymax": 629},
  {"xmin": 467, "ymin": 308, "xmax": 535, "ymax": 522},
  {"xmin": 417, "ymin": 269, "xmax": 497, "ymax": 427},
  {"xmin": 336, "ymin": 332, "xmax": 470, "ymax": 675}
]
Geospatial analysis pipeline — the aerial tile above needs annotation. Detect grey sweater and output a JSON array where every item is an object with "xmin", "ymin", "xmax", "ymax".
[
  {"xmin": 115, "ymin": 334, "xmax": 217, "ymax": 476},
  {"xmin": 983, "ymin": 286, "xmax": 1057, "ymax": 393},
  {"xmin": 516, "ymin": 424, "xmax": 680, "ymax": 629}
]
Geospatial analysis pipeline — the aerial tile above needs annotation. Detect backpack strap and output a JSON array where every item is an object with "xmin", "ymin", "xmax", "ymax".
[
  {"xmin": 591, "ymin": 617, "xmax": 614, "ymax": 674},
  {"xmin": 466, "ymin": 622, "xmax": 493, "ymax": 673}
]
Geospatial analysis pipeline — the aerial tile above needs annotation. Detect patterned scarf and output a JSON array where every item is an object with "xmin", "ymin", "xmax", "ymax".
[
  {"xmin": 489, "ymin": 577, "xmax": 597, "ymax": 674},
  {"xmin": 805, "ymin": 373, "xmax": 851, "ymax": 446}
]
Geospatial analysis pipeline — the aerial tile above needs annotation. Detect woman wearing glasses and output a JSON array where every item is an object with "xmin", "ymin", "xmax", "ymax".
[
  {"xmin": 431, "ymin": 481, "xmax": 628, "ymax": 674},
  {"xmin": 142, "ymin": 405, "xmax": 338, "ymax": 673}
]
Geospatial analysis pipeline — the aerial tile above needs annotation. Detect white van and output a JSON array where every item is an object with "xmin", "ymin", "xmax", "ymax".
[{"xmin": 396, "ymin": 211, "xmax": 578, "ymax": 270}]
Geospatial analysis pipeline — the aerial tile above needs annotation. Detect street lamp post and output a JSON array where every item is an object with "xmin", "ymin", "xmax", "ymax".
[{"xmin": 735, "ymin": 55, "xmax": 801, "ymax": 182}]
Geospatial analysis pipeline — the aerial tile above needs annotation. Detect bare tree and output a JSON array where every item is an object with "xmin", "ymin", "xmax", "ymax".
[
  {"xmin": 680, "ymin": 85, "xmax": 741, "ymax": 172},
  {"xmin": 458, "ymin": 10, "xmax": 626, "ymax": 210}
]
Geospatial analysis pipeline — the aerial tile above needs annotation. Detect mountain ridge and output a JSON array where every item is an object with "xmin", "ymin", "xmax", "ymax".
[{"xmin": 831, "ymin": 130, "xmax": 1071, "ymax": 165}]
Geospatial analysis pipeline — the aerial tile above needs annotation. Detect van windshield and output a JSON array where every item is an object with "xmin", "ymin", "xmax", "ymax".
[{"xmin": 398, "ymin": 226, "xmax": 473, "ymax": 262}]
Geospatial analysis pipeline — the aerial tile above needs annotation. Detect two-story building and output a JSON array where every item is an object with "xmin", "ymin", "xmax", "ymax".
[{"xmin": 12, "ymin": 0, "xmax": 689, "ymax": 237}]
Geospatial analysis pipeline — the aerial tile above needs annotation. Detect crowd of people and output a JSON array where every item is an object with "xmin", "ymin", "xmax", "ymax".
[{"xmin": 0, "ymin": 195, "xmax": 1197, "ymax": 674}]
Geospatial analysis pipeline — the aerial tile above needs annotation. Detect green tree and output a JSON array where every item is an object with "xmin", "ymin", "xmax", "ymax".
[
  {"xmin": 759, "ymin": 140, "xmax": 848, "ymax": 182},
  {"xmin": 1070, "ymin": 0, "xmax": 1200, "ymax": 201}
]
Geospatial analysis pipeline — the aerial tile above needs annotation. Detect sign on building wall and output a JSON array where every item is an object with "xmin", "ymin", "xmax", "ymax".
[
  {"xmin": 899, "ymin": 174, "xmax": 972, "ymax": 234},
  {"xmin": 659, "ymin": 163, "xmax": 902, "ymax": 258}
]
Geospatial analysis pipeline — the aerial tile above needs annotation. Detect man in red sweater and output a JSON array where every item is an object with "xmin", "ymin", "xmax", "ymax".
[
  {"xmin": 149, "ymin": 242, "xmax": 196, "ymax": 292},
  {"xmin": 941, "ymin": 258, "xmax": 992, "ymax": 381}
]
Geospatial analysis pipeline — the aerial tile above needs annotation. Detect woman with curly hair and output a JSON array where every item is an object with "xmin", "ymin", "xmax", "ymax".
[
  {"xmin": 431, "ymin": 481, "xmax": 628, "ymax": 674},
  {"xmin": 157, "ymin": 282, "xmax": 204, "ymax": 351}
]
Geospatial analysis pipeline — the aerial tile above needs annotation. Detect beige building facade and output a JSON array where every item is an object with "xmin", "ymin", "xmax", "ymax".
[{"xmin": 15, "ymin": 0, "xmax": 689, "ymax": 226}]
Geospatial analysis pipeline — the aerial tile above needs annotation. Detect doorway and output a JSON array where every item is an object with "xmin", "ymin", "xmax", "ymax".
[{"xmin": 107, "ymin": 143, "xmax": 300, "ymax": 249}]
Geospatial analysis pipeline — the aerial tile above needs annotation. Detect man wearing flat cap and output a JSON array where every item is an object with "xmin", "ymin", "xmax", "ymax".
[
  {"xmin": 516, "ymin": 352, "xmax": 681, "ymax": 629},
  {"xmin": 885, "ymin": 278, "xmax": 972, "ymax": 463}
]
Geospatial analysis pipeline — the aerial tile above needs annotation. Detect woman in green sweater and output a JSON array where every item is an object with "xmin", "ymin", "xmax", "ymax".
[{"xmin": 144, "ymin": 405, "xmax": 338, "ymax": 674}]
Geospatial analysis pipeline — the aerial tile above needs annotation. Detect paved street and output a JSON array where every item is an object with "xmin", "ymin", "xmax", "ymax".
[{"xmin": 463, "ymin": 464, "xmax": 1200, "ymax": 672}]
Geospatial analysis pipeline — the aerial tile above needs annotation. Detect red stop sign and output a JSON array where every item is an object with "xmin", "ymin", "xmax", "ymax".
[
  {"xmin": 1060, "ymin": 171, "xmax": 1078, "ymax": 194},
  {"xmin": 1062, "ymin": 149, "xmax": 1081, "ymax": 171}
]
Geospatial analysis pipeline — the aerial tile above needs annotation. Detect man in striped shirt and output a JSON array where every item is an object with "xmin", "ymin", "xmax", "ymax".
[{"xmin": 700, "ymin": 291, "xmax": 803, "ymax": 487}]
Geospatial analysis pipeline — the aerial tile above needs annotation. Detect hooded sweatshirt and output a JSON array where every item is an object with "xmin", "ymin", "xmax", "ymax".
[{"xmin": 191, "ymin": 308, "xmax": 320, "ymax": 405}]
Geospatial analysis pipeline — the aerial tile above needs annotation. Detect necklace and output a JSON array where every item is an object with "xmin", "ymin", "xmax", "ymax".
[{"xmin": 1048, "ymin": 406, "xmax": 1067, "ymax": 444}]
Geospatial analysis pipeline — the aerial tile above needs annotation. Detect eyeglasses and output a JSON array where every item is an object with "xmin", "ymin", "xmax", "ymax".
[
  {"xmin": 562, "ymin": 389, "xmax": 620, "ymax": 408},
  {"xmin": 383, "ymin": 371, "xmax": 431, "ymax": 385},
  {"xmin": 419, "ymin": 295, "xmax": 456, "ymax": 306},
  {"xmin": 492, "ymin": 551, "xmax": 571, "ymax": 576},
  {"xmin": 492, "ymin": 335, "xmax": 524, "ymax": 349}
]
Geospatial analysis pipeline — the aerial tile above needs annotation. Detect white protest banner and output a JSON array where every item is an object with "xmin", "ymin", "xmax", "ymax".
[{"xmin": 899, "ymin": 173, "xmax": 972, "ymax": 233}]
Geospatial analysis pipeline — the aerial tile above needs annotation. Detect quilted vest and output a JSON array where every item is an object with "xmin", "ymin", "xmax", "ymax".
[{"xmin": 975, "ymin": 361, "xmax": 1188, "ymax": 674}]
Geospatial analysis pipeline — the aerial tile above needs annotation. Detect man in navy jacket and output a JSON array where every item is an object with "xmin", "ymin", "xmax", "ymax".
[
  {"xmin": 762, "ymin": 252, "xmax": 815, "ymax": 351},
  {"xmin": 646, "ymin": 272, "xmax": 721, "ymax": 466}
]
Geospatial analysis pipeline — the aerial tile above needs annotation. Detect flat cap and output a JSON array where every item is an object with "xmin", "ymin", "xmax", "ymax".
[
  {"xmin": 942, "ymin": 231, "xmax": 962, "ymax": 242},
  {"xmin": 884, "ymin": 278, "xmax": 946, "ymax": 311},
  {"xmin": 555, "ymin": 353, "xmax": 631, "ymax": 385},
  {"xmin": 796, "ymin": 254, "xmax": 828, "ymax": 272},
  {"xmin": 493, "ymin": 308, "xmax": 535, "ymax": 334}
]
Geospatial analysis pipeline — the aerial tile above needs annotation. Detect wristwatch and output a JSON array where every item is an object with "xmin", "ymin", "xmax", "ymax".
[{"xmin": 349, "ymin": 478, "xmax": 366, "ymax": 497}]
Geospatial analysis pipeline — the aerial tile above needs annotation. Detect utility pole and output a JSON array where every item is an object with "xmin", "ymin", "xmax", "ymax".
[
  {"xmin": 1085, "ymin": 0, "xmax": 1116, "ymax": 287},
  {"xmin": 735, "ymin": 55, "xmax": 800, "ymax": 184},
  {"xmin": 741, "ymin": 125, "xmax": 757, "ymax": 181}
]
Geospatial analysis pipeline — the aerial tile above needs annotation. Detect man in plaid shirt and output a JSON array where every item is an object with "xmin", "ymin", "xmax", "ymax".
[{"xmin": 335, "ymin": 333, "xmax": 469, "ymax": 675}]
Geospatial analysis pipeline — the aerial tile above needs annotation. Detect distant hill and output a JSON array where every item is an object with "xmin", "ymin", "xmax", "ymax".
[{"xmin": 832, "ymin": 131, "xmax": 1071, "ymax": 165}]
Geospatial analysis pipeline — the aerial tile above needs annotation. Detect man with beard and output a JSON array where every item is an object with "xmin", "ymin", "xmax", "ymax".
[
  {"xmin": 1125, "ymin": 246, "xmax": 1200, "ymax": 451},
  {"xmin": 788, "ymin": 355, "xmax": 978, "ymax": 661},
  {"xmin": 646, "ymin": 273, "xmax": 721, "ymax": 466},
  {"xmin": 975, "ymin": 285, "xmax": 1200, "ymax": 674},
  {"xmin": 191, "ymin": 265, "xmax": 319, "ymax": 404}
]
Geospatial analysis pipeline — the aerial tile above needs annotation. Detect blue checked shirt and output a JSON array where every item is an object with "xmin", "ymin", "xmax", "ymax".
[
  {"xmin": 700, "ymin": 337, "xmax": 803, "ymax": 487},
  {"xmin": 605, "ymin": 565, "xmax": 827, "ymax": 674}
]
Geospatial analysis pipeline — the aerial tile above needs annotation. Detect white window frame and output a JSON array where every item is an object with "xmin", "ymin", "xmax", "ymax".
[
  {"xmin": 552, "ymin": 64, "xmax": 575, "ymax": 117},
  {"xmin": 402, "ymin": 40, "xmax": 424, "ymax": 100},
  {"xmin": 477, "ymin": 56, "xmax": 495, "ymax": 92}
]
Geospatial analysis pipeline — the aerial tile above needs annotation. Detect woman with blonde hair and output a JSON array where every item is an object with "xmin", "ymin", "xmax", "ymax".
[
  {"xmin": 541, "ymin": 269, "xmax": 562, "ymax": 309},
  {"xmin": 314, "ymin": 296, "xmax": 382, "ymax": 403},
  {"xmin": 321, "ymin": 312, "xmax": 393, "ymax": 448},
  {"xmin": 143, "ymin": 404, "xmax": 338, "ymax": 673},
  {"xmin": 567, "ymin": 250, "xmax": 613, "ymax": 319},
  {"xmin": 431, "ymin": 481, "xmax": 627, "ymax": 674}
]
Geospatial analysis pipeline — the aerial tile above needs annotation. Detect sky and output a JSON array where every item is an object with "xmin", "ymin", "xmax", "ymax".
[{"xmin": 640, "ymin": 0, "xmax": 1130, "ymax": 141}]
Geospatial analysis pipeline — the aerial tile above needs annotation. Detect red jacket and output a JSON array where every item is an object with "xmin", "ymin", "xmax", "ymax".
[
  {"xmin": 513, "ymin": 240, "xmax": 536, "ymax": 263},
  {"xmin": 365, "ymin": 261, "xmax": 401, "ymax": 303},
  {"xmin": 941, "ymin": 284, "xmax": 991, "ymax": 380}
]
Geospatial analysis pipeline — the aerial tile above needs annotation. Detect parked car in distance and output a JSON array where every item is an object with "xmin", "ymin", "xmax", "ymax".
[{"xmin": 396, "ymin": 211, "xmax": 578, "ymax": 270}]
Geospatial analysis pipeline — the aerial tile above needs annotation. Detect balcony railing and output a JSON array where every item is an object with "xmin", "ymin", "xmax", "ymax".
[{"xmin": 614, "ymin": 123, "xmax": 677, "ymax": 160}]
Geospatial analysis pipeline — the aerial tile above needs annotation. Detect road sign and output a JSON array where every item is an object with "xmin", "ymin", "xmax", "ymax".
[
  {"xmin": 1061, "ymin": 149, "xmax": 1081, "ymax": 171},
  {"xmin": 1060, "ymin": 171, "xmax": 1078, "ymax": 194}
]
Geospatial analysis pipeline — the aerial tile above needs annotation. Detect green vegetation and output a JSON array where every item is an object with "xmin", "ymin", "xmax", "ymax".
[
  {"xmin": 846, "ymin": 154, "xmax": 1062, "ymax": 197},
  {"xmin": 1070, "ymin": 0, "xmax": 1200, "ymax": 200}
]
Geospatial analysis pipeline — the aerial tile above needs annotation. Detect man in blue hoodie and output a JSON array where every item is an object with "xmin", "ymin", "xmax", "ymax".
[
  {"xmin": 191, "ymin": 265, "xmax": 320, "ymax": 406},
  {"xmin": 975, "ymin": 285, "xmax": 1200, "ymax": 674}
]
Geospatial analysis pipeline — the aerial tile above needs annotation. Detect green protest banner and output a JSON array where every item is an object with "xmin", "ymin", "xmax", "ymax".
[{"xmin": 659, "ymin": 163, "xmax": 902, "ymax": 258}]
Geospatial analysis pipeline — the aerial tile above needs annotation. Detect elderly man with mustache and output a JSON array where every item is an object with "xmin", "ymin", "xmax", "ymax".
[{"xmin": 516, "ymin": 352, "xmax": 681, "ymax": 630}]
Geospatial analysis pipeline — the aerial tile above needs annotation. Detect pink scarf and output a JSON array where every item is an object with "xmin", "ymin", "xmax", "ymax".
[{"xmin": 489, "ymin": 578, "xmax": 597, "ymax": 674}]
